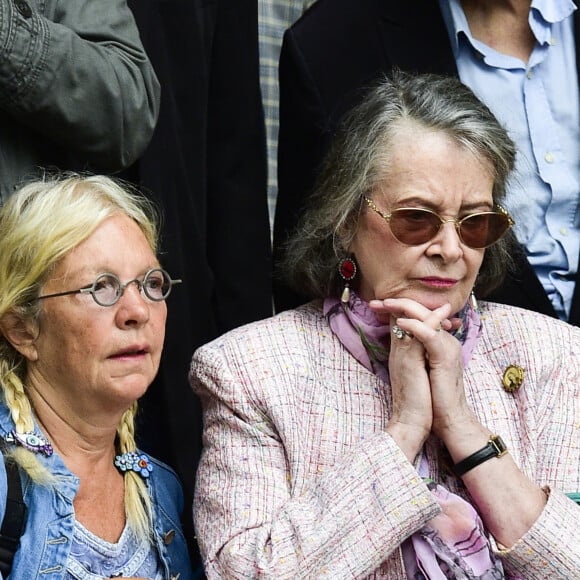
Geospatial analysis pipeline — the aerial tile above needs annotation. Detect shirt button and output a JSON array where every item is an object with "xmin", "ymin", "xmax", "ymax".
[
  {"xmin": 560, "ymin": 227, "xmax": 569, "ymax": 236},
  {"xmin": 163, "ymin": 529, "xmax": 176, "ymax": 545},
  {"xmin": 14, "ymin": 0, "xmax": 32, "ymax": 18},
  {"xmin": 549, "ymin": 37, "xmax": 557, "ymax": 46},
  {"xmin": 526, "ymin": 70, "xmax": 533, "ymax": 79},
  {"xmin": 544, "ymin": 152, "xmax": 554, "ymax": 163}
]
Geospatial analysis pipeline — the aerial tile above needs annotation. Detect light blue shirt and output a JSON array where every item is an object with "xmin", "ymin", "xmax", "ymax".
[
  {"xmin": 439, "ymin": 0, "xmax": 580, "ymax": 320},
  {"xmin": 66, "ymin": 520, "xmax": 163, "ymax": 579}
]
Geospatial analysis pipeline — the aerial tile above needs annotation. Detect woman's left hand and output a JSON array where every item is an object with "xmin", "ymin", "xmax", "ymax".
[
  {"xmin": 371, "ymin": 297, "xmax": 549, "ymax": 549},
  {"xmin": 369, "ymin": 298, "xmax": 477, "ymax": 440}
]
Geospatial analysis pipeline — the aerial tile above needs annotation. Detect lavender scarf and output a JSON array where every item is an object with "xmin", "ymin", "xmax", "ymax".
[{"xmin": 324, "ymin": 293, "xmax": 508, "ymax": 579}]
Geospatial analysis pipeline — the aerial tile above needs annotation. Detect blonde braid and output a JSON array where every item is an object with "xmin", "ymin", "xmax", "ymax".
[
  {"xmin": 0, "ymin": 359, "xmax": 54, "ymax": 485},
  {"xmin": 117, "ymin": 403, "xmax": 153, "ymax": 540}
]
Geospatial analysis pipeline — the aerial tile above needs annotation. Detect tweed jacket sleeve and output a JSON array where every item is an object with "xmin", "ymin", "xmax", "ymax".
[
  {"xmin": 190, "ymin": 304, "xmax": 441, "ymax": 578},
  {"xmin": 190, "ymin": 302, "xmax": 580, "ymax": 579},
  {"xmin": 467, "ymin": 304, "xmax": 580, "ymax": 578}
]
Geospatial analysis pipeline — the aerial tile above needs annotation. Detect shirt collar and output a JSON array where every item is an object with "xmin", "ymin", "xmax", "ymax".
[
  {"xmin": 532, "ymin": 0, "xmax": 576, "ymax": 24},
  {"xmin": 530, "ymin": 0, "xmax": 576, "ymax": 44},
  {"xmin": 442, "ymin": 0, "xmax": 576, "ymax": 51},
  {"xmin": 443, "ymin": 0, "xmax": 469, "ymax": 54}
]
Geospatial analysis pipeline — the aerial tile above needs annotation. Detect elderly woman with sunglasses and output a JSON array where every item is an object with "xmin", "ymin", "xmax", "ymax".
[
  {"xmin": 190, "ymin": 72, "xmax": 580, "ymax": 579},
  {"xmin": 0, "ymin": 174, "xmax": 195, "ymax": 579}
]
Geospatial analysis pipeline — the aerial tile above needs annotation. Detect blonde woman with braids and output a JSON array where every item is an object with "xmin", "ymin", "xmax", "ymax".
[{"xmin": 0, "ymin": 174, "xmax": 194, "ymax": 579}]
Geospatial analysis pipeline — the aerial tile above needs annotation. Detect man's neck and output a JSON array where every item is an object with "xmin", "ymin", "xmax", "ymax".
[{"xmin": 460, "ymin": 0, "xmax": 535, "ymax": 61}]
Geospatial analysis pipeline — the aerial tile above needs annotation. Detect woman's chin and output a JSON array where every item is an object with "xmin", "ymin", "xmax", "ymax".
[{"xmin": 109, "ymin": 375, "xmax": 152, "ymax": 406}]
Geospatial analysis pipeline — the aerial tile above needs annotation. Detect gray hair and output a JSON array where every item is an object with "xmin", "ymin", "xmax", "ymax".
[{"xmin": 282, "ymin": 70, "xmax": 518, "ymax": 300}]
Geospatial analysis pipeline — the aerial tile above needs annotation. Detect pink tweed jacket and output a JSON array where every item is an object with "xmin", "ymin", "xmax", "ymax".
[{"xmin": 190, "ymin": 301, "xmax": 580, "ymax": 579}]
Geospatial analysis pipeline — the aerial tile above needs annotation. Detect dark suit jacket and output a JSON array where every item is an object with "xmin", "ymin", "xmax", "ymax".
[
  {"xmin": 126, "ymin": 0, "xmax": 272, "ymax": 568},
  {"xmin": 274, "ymin": 0, "xmax": 580, "ymax": 325}
]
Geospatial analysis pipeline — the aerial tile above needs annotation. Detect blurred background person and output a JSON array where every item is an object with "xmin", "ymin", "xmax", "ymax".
[
  {"xmin": 127, "ymin": 0, "xmax": 273, "ymax": 569},
  {"xmin": 0, "ymin": 174, "xmax": 194, "ymax": 579},
  {"xmin": 191, "ymin": 72, "xmax": 580, "ymax": 579},
  {"xmin": 258, "ymin": 0, "xmax": 317, "ymax": 226},
  {"xmin": 0, "ymin": 0, "xmax": 160, "ymax": 200},
  {"xmin": 274, "ymin": 0, "xmax": 579, "ymax": 325}
]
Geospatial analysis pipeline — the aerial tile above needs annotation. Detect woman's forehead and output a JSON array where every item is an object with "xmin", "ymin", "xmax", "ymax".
[
  {"xmin": 371, "ymin": 132, "xmax": 495, "ymax": 208},
  {"xmin": 51, "ymin": 216, "xmax": 157, "ymax": 279}
]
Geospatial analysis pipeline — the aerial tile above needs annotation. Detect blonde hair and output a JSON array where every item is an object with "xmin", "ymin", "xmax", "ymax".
[{"xmin": 0, "ymin": 173, "xmax": 161, "ymax": 539}]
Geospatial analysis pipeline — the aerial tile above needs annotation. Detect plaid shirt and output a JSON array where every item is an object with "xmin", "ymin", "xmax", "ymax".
[{"xmin": 258, "ymin": 0, "xmax": 316, "ymax": 226}]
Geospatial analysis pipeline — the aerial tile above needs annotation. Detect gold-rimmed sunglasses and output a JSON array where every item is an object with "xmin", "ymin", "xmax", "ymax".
[{"xmin": 363, "ymin": 196, "xmax": 514, "ymax": 249}]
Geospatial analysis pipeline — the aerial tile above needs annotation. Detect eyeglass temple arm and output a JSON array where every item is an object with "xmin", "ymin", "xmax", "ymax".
[
  {"xmin": 37, "ymin": 288, "xmax": 86, "ymax": 301},
  {"xmin": 495, "ymin": 205, "xmax": 515, "ymax": 226}
]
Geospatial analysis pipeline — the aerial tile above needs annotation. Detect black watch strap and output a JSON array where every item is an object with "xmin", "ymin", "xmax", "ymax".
[{"xmin": 454, "ymin": 435, "xmax": 508, "ymax": 477}]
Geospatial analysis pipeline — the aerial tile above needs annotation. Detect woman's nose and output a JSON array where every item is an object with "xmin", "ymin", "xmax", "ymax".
[
  {"xmin": 428, "ymin": 222, "xmax": 464, "ymax": 261},
  {"xmin": 115, "ymin": 283, "xmax": 150, "ymax": 326}
]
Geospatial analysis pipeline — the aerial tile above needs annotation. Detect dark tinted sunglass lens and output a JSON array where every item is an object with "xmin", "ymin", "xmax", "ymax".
[
  {"xmin": 460, "ymin": 213, "xmax": 510, "ymax": 248},
  {"xmin": 390, "ymin": 209, "xmax": 441, "ymax": 245},
  {"xmin": 487, "ymin": 214, "xmax": 511, "ymax": 245}
]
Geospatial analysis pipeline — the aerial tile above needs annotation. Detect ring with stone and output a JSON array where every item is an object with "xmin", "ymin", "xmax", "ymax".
[{"xmin": 392, "ymin": 324, "xmax": 409, "ymax": 340}]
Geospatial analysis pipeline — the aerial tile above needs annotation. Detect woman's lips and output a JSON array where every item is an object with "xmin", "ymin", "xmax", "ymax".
[
  {"xmin": 419, "ymin": 277, "xmax": 458, "ymax": 288},
  {"xmin": 109, "ymin": 345, "xmax": 149, "ymax": 359}
]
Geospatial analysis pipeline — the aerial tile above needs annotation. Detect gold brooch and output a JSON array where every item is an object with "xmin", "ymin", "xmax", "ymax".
[{"xmin": 502, "ymin": 365, "xmax": 524, "ymax": 393}]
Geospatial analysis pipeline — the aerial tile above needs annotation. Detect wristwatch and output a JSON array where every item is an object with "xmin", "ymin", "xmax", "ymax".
[{"xmin": 453, "ymin": 434, "xmax": 508, "ymax": 477}]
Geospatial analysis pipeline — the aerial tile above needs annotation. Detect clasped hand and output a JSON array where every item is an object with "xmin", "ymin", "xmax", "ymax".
[{"xmin": 369, "ymin": 298, "xmax": 476, "ymax": 461}]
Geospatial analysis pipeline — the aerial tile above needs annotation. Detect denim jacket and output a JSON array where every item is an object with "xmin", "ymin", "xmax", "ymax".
[
  {"xmin": 0, "ymin": 0, "xmax": 160, "ymax": 200},
  {"xmin": 0, "ymin": 403, "xmax": 194, "ymax": 579}
]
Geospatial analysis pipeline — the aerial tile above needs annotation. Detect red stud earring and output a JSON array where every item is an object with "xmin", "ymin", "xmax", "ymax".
[{"xmin": 338, "ymin": 257, "xmax": 357, "ymax": 304}]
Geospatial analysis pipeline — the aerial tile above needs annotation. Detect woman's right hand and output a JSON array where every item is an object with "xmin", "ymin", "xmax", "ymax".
[{"xmin": 371, "ymin": 298, "xmax": 456, "ymax": 462}]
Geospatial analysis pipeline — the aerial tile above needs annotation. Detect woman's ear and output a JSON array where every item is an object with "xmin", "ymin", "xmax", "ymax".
[
  {"xmin": 335, "ymin": 233, "xmax": 350, "ymax": 257},
  {"xmin": 0, "ymin": 312, "xmax": 39, "ymax": 361}
]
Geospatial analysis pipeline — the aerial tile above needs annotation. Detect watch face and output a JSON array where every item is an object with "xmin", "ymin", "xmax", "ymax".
[{"xmin": 490, "ymin": 435, "xmax": 508, "ymax": 456}]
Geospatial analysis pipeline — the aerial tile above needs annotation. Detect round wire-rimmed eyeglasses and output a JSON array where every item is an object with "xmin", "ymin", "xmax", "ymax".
[
  {"xmin": 363, "ymin": 196, "xmax": 514, "ymax": 249},
  {"xmin": 36, "ymin": 268, "xmax": 182, "ymax": 307}
]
